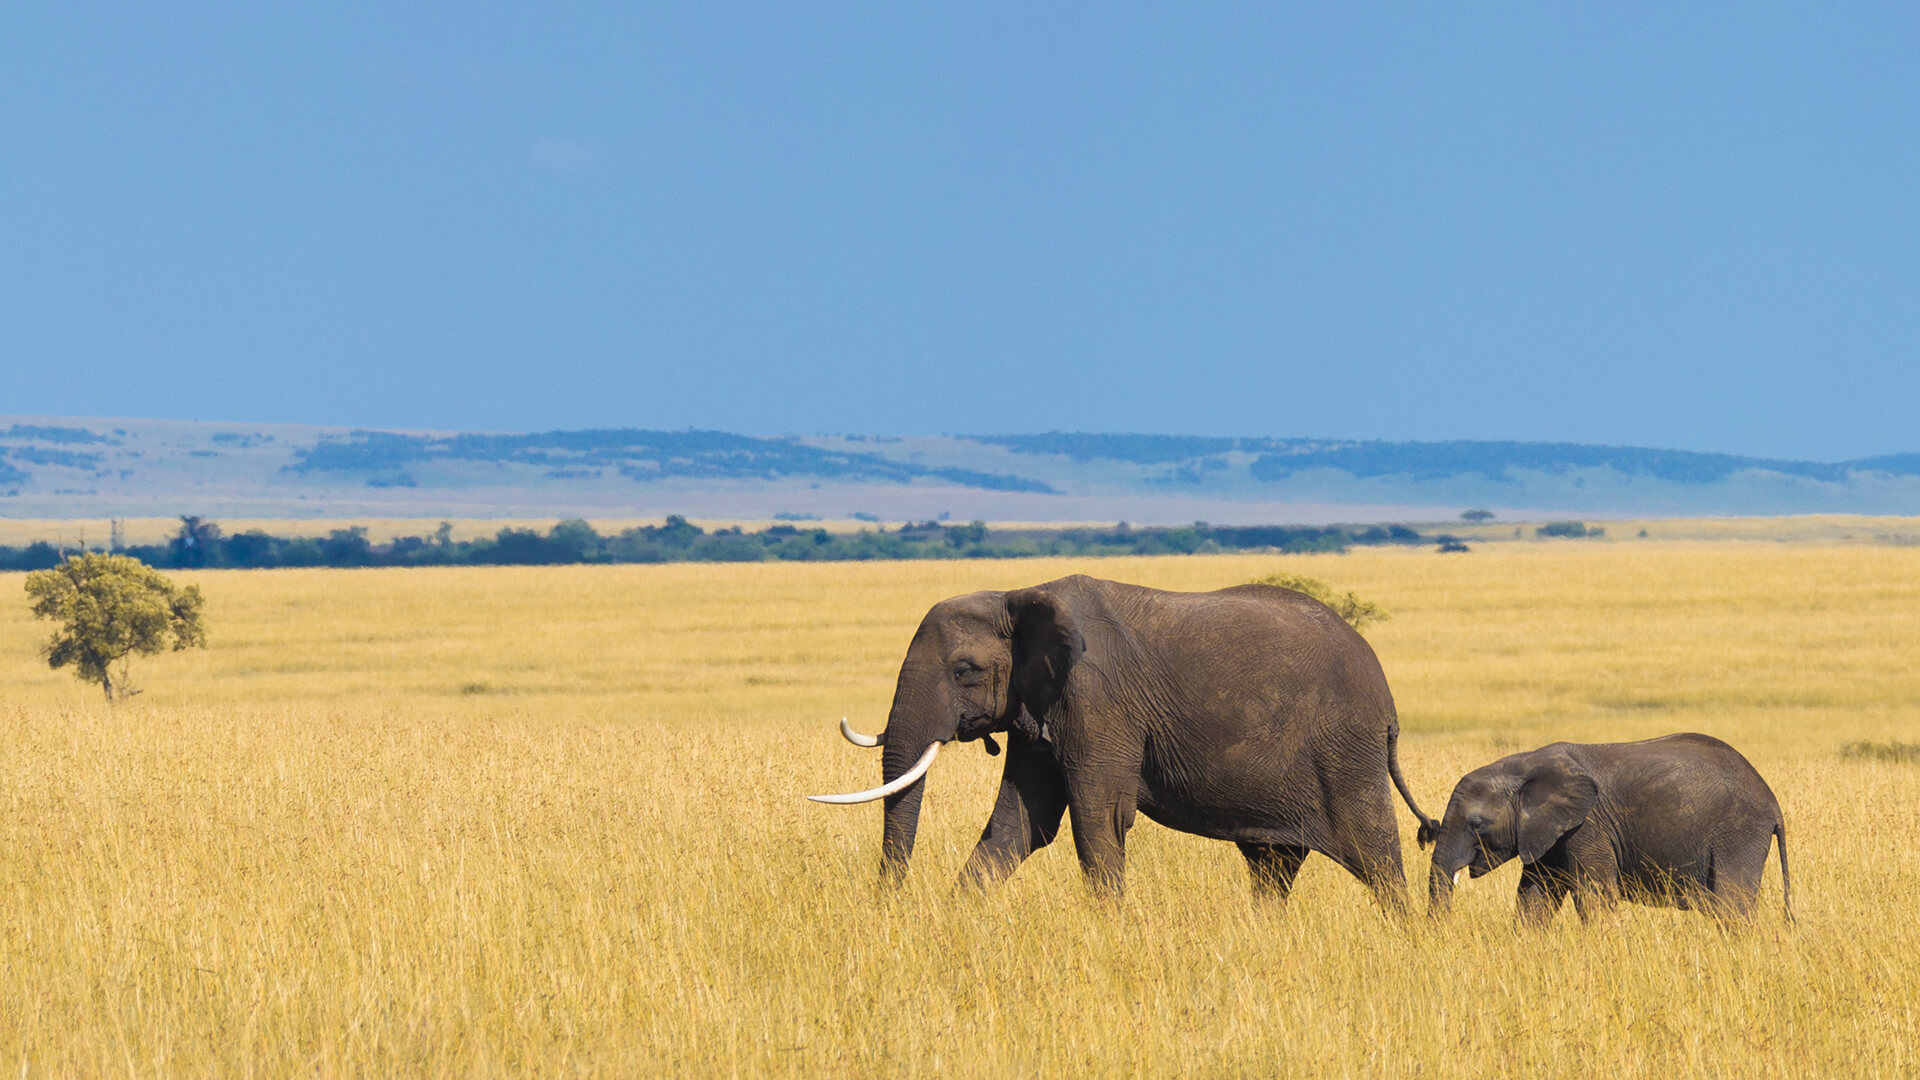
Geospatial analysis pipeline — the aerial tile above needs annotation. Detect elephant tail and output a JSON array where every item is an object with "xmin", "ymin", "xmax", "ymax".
[
  {"xmin": 1774, "ymin": 818, "xmax": 1793, "ymax": 925},
  {"xmin": 1386, "ymin": 721, "xmax": 1441, "ymax": 848}
]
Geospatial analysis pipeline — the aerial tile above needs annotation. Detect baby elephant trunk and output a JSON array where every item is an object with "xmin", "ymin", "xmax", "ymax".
[
  {"xmin": 1428, "ymin": 861, "xmax": 1459, "ymax": 916},
  {"xmin": 1426, "ymin": 827, "xmax": 1475, "ymax": 916}
]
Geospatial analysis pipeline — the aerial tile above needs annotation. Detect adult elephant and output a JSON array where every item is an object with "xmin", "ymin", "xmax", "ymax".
[{"xmin": 809, "ymin": 574, "xmax": 1440, "ymax": 910}]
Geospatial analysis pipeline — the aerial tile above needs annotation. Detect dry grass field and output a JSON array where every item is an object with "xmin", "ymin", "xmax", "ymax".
[{"xmin": 1, "ymin": 543, "xmax": 1916, "ymax": 1076}]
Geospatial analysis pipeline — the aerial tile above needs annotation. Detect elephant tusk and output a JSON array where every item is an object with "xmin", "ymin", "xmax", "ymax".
[
  {"xmin": 1453, "ymin": 867, "xmax": 1467, "ymax": 888},
  {"xmin": 839, "ymin": 717, "xmax": 883, "ymax": 748},
  {"xmin": 807, "ymin": 742, "xmax": 940, "ymax": 804}
]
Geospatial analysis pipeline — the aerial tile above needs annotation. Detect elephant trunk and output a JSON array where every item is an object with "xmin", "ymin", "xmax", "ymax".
[
  {"xmin": 877, "ymin": 729, "xmax": 941, "ymax": 883},
  {"xmin": 1427, "ymin": 826, "xmax": 1475, "ymax": 916},
  {"xmin": 879, "ymin": 778, "xmax": 925, "ymax": 884},
  {"xmin": 1428, "ymin": 860, "xmax": 1459, "ymax": 916},
  {"xmin": 862, "ymin": 651, "xmax": 957, "ymax": 885}
]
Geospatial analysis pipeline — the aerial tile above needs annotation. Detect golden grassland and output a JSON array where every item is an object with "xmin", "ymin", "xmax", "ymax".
[{"xmin": 1, "ymin": 543, "xmax": 1917, "ymax": 1076}]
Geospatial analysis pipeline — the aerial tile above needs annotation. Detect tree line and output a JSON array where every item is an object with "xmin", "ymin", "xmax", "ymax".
[{"xmin": 0, "ymin": 516, "xmax": 1430, "ymax": 571}]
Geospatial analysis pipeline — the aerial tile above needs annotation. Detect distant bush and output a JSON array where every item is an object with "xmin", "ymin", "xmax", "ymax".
[
  {"xmin": 1841, "ymin": 740, "xmax": 1920, "ymax": 763},
  {"xmin": 1460, "ymin": 509, "xmax": 1494, "ymax": 522},
  {"xmin": 945, "ymin": 520, "xmax": 988, "ymax": 548},
  {"xmin": 1537, "ymin": 521, "xmax": 1604, "ymax": 538},
  {"xmin": 0, "ymin": 541, "xmax": 62, "ymax": 570},
  {"xmin": 1247, "ymin": 572, "xmax": 1390, "ymax": 633},
  {"xmin": 1434, "ymin": 535, "xmax": 1471, "ymax": 554}
]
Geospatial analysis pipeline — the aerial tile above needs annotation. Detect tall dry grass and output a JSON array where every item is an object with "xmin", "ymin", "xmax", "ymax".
[{"xmin": 0, "ymin": 544, "xmax": 1916, "ymax": 1076}]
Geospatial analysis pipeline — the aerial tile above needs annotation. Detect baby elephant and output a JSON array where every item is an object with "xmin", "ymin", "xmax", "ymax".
[{"xmin": 1428, "ymin": 733, "xmax": 1790, "ymax": 925}]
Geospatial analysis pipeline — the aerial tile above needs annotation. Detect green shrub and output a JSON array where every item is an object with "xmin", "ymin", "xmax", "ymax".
[{"xmin": 1247, "ymin": 572, "xmax": 1390, "ymax": 633}]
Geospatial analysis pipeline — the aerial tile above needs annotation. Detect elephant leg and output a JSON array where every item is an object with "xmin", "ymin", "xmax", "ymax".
[
  {"xmin": 1239, "ymin": 843, "xmax": 1311, "ymax": 904},
  {"xmin": 1700, "ymin": 844, "xmax": 1765, "ymax": 924},
  {"xmin": 1517, "ymin": 862, "xmax": 1570, "ymax": 928},
  {"xmin": 1067, "ymin": 784, "xmax": 1138, "ymax": 898},
  {"xmin": 1317, "ymin": 845, "xmax": 1410, "ymax": 919},
  {"xmin": 959, "ymin": 735, "xmax": 1068, "ymax": 889},
  {"xmin": 1569, "ymin": 886, "xmax": 1619, "ymax": 926},
  {"xmin": 1562, "ymin": 829, "xmax": 1620, "ymax": 925},
  {"xmin": 1319, "ymin": 775, "xmax": 1410, "ymax": 918},
  {"xmin": 1352, "ymin": 853, "xmax": 1411, "ymax": 920}
]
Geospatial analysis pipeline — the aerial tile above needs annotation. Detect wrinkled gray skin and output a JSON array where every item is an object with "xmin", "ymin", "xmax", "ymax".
[
  {"xmin": 1428, "ymin": 734, "xmax": 1791, "ymax": 925},
  {"xmin": 872, "ymin": 574, "xmax": 1438, "ymax": 911}
]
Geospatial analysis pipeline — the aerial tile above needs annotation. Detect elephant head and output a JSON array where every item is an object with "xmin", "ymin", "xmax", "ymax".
[
  {"xmin": 808, "ymin": 586, "xmax": 1083, "ymax": 882},
  {"xmin": 1427, "ymin": 747, "xmax": 1598, "ymax": 914}
]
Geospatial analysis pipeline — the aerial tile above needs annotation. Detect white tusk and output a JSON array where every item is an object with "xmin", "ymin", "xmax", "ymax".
[
  {"xmin": 1453, "ymin": 868, "xmax": 1467, "ymax": 888},
  {"xmin": 807, "ymin": 742, "xmax": 940, "ymax": 804},
  {"xmin": 839, "ymin": 717, "xmax": 882, "ymax": 748}
]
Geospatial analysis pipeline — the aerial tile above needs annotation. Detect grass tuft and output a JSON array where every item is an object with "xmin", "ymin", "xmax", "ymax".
[{"xmin": 1841, "ymin": 739, "xmax": 1920, "ymax": 762}]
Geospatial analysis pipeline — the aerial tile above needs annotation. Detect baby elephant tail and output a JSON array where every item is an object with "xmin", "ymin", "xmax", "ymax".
[
  {"xmin": 1774, "ymin": 819, "xmax": 1794, "ymax": 925},
  {"xmin": 1387, "ymin": 721, "xmax": 1442, "ymax": 848}
]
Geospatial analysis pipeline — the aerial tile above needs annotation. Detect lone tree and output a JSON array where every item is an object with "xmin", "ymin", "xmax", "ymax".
[
  {"xmin": 25, "ymin": 553, "xmax": 207, "ymax": 701},
  {"xmin": 1460, "ymin": 508, "xmax": 1495, "ymax": 522}
]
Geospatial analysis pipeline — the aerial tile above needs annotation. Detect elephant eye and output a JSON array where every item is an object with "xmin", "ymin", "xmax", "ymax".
[
  {"xmin": 953, "ymin": 659, "xmax": 983, "ymax": 681},
  {"xmin": 1467, "ymin": 814, "xmax": 1490, "ymax": 830}
]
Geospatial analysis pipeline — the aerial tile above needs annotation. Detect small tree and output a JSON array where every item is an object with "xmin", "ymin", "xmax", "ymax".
[
  {"xmin": 24, "ymin": 553, "xmax": 207, "ymax": 701},
  {"xmin": 945, "ymin": 520, "xmax": 988, "ymax": 548},
  {"xmin": 321, "ymin": 526, "xmax": 373, "ymax": 566},
  {"xmin": 1460, "ymin": 508, "xmax": 1494, "ymax": 523},
  {"xmin": 547, "ymin": 518, "xmax": 604, "ymax": 562},
  {"xmin": 170, "ymin": 515, "xmax": 224, "ymax": 568},
  {"xmin": 1247, "ymin": 571, "xmax": 1390, "ymax": 633}
]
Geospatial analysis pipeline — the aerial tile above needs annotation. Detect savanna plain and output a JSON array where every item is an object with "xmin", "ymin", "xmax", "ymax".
[{"xmin": 1, "ymin": 540, "xmax": 1916, "ymax": 1077}]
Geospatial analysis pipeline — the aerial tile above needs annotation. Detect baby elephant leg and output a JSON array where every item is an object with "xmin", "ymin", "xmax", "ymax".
[
  {"xmin": 1699, "ymin": 839, "xmax": 1771, "ymax": 924},
  {"xmin": 1563, "ymin": 825, "xmax": 1621, "ymax": 925},
  {"xmin": 1569, "ymin": 881, "xmax": 1622, "ymax": 925},
  {"xmin": 1517, "ymin": 862, "xmax": 1570, "ymax": 928}
]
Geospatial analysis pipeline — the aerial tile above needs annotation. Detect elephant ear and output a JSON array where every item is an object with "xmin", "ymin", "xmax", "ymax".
[
  {"xmin": 1005, "ymin": 587, "xmax": 1084, "ymax": 726},
  {"xmin": 1515, "ymin": 751, "xmax": 1599, "ymax": 863}
]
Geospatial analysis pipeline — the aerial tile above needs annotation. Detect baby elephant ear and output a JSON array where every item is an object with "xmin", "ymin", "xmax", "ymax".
[
  {"xmin": 1004, "ymin": 587, "xmax": 1084, "ymax": 723},
  {"xmin": 1516, "ymin": 752, "xmax": 1599, "ymax": 863}
]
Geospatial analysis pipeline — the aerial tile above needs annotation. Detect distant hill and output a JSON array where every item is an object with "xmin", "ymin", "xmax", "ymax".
[
  {"xmin": 972, "ymin": 433, "xmax": 1884, "ymax": 484},
  {"xmin": 2, "ymin": 417, "xmax": 1917, "ymax": 523},
  {"xmin": 286, "ymin": 428, "xmax": 1053, "ymax": 493}
]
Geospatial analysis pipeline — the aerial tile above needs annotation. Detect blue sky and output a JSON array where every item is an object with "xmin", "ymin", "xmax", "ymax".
[{"xmin": 4, "ymin": 6, "xmax": 1916, "ymax": 461}]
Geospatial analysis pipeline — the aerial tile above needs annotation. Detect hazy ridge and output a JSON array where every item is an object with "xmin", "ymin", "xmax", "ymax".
[{"xmin": 4, "ymin": 417, "xmax": 1918, "ymax": 523}]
